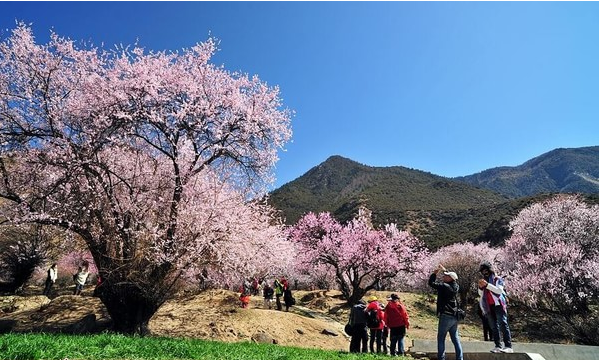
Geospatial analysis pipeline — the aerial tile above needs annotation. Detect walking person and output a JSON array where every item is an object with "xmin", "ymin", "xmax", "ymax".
[
  {"xmin": 365, "ymin": 295, "xmax": 386, "ymax": 353},
  {"xmin": 348, "ymin": 299, "xmax": 368, "ymax": 353},
  {"xmin": 478, "ymin": 261, "xmax": 513, "ymax": 353},
  {"xmin": 42, "ymin": 263, "xmax": 58, "ymax": 297},
  {"xmin": 384, "ymin": 293, "xmax": 410, "ymax": 356},
  {"xmin": 73, "ymin": 264, "xmax": 90, "ymax": 295},
  {"xmin": 429, "ymin": 264, "xmax": 463, "ymax": 360}
]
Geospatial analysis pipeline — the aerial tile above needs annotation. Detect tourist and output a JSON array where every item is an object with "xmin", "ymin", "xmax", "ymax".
[
  {"xmin": 478, "ymin": 261, "xmax": 513, "ymax": 353},
  {"xmin": 273, "ymin": 278, "xmax": 284, "ymax": 311},
  {"xmin": 348, "ymin": 299, "xmax": 368, "ymax": 353},
  {"xmin": 263, "ymin": 283, "xmax": 274, "ymax": 309},
  {"xmin": 365, "ymin": 295, "xmax": 386, "ymax": 353},
  {"xmin": 73, "ymin": 263, "xmax": 90, "ymax": 296},
  {"xmin": 42, "ymin": 263, "xmax": 57, "ymax": 296},
  {"xmin": 384, "ymin": 293, "xmax": 410, "ymax": 356},
  {"xmin": 429, "ymin": 264, "xmax": 463, "ymax": 360}
]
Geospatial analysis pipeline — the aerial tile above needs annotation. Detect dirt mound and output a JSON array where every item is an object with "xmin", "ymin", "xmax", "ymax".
[
  {"xmin": 0, "ymin": 294, "xmax": 111, "ymax": 334},
  {"xmin": 148, "ymin": 289, "xmax": 351, "ymax": 351}
]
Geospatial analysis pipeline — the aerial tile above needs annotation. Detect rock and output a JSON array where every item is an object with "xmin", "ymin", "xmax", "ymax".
[
  {"xmin": 321, "ymin": 329, "xmax": 338, "ymax": 336},
  {"xmin": 296, "ymin": 329, "xmax": 305, "ymax": 335},
  {"xmin": 251, "ymin": 331, "xmax": 274, "ymax": 344},
  {"xmin": 0, "ymin": 319, "xmax": 17, "ymax": 333},
  {"xmin": 64, "ymin": 314, "xmax": 96, "ymax": 334}
]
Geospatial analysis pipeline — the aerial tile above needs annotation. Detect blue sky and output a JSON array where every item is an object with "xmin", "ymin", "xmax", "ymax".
[{"xmin": 0, "ymin": 2, "xmax": 598, "ymax": 189}]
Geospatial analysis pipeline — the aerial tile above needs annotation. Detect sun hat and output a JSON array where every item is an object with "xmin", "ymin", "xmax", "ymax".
[
  {"xmin": 368, "ymin": 295, "xmax": 378, "ymax": 302},
  {"xmin": 443, "ymin": 271, "xmax": 458, "ymax": 281},
  {"xmin": 387, "ymin": 293, "xmax": 400, "ymax": 301}
]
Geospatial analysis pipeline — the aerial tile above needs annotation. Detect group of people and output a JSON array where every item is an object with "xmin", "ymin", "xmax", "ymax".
[
  {"xmin": 240, "ymin": 277, "xmax": 296, "ymax": 311},
  {"xmin": 41, "ymin": 262, "xmax": 92, "ymax": 297},
  {"xmin": 348, "ymin": 261, "xmax": 512, "ymax": 360},
  {"xmin": 347, "ymin": 292, "xmax": 410, "ymax": 356}
]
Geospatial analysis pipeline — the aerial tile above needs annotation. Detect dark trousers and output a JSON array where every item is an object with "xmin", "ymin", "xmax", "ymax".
[
  {"xmin": 275, "ymin": 295, "xmax": 282, "ymax": 311},
  {"xmin": 480, "ymin": 314, "xmax": 493, "ymax": 341},
  {"xmin": 42, "ymin": 279, "xmax": 53, "ymax": 296},
  {"xmin": 349, "ymin": 324, "xmax": 368, "ymax": 353},
  {"xmin": 487, "ymin": 305, "xmax": 512, "ymax": 349},
  {"xmin": 382, "ymin": 327, "xmax": 389, "ymax": 353},
  {"xmin": 389, "ymin": 326, "xmax": 406, "ymax": 356},
  {"xmin": 369, "ymin": 328, "xmax": 384, "ymax": 353}
]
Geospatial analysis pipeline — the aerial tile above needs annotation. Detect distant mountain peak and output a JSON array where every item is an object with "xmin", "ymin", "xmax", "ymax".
[{"xmin": 455, "ymin": 146, "xmax": 598, "ymax": 198}]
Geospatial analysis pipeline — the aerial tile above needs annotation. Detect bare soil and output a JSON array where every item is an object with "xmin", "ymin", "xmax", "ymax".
[{"xmin": 0, "ymin": 285, "xmax": 562, "ymax": 352}]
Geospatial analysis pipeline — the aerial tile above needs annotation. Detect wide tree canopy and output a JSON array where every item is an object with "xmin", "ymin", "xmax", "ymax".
[
  {"xmin": 502, "ymin": 195, "xmax": 598, "ymax": 344},
  {"xmin": 0, "ymin": 23, "xmax": 293, "ymax": 333},
  {"xmin": 289, "ymin": 210, "xmax": 427, "ymax": 305}
]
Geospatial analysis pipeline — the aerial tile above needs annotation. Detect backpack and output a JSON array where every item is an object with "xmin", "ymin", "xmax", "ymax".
[{"xmin": 366, "ymin": 308, "xmax": 380, "ymax": 328}]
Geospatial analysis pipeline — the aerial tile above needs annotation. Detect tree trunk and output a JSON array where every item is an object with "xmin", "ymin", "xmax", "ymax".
[
  {"xmin": 348, "ymin": 287, "xmax": 368, "ymax": 306},
  {"xmin": 95, "ymin": 281, "xmax": 161, "ymax": 335}
]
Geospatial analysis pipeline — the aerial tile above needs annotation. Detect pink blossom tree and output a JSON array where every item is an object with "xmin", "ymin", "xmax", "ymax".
[
  {"xmin": 405, "ymin": 242, "xmax": 501, "ymax": 306},
  {"xmin": 0, "ymin": 24, "xmax": 292, "ymax": 333},
  {"xmin": 501, "ymin": 195, "xmax": 598, "ymax": 344},
  {"xmin": 289, "ymin": 211, "xmax": 427, "ymax": 305}
]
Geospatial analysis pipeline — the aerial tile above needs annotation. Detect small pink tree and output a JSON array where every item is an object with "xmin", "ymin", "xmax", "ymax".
[
  {"xmin": 501, "ymin": 195, "xmax": 598, "ymax": 344},
  {"xmin": 0, "ymin": 24, "xmax": 292, "ymax": 334},
  {"xmin": 289, "ymin": 211, "xmax": 426, "ymax": 305}
]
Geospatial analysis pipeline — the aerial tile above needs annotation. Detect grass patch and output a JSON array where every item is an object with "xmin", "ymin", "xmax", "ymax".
[{"xmin": 0, "ymin": 333, "xmax": 413, "ymax": 360}]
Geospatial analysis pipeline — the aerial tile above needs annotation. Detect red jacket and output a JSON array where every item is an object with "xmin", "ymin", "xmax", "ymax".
[
  {"xmin": 384, "ymin": 300, "xmax": 409, "ymax": 329},
  {"xmin": 366, "ymin": 301, "xmax": 385, "ymax": 330}
]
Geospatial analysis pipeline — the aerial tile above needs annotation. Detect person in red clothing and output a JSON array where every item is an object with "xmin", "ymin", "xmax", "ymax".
[
  {"xmin": 365, "ymin": 295, "xmax": 386, "ymax": 353},
  {"xmin": 384, "ymin": 293, "xmax": 410, "ymax": 356}
]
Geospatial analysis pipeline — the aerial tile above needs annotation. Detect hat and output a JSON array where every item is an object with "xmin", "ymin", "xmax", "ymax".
[
  {"xmin": 368, "ymin": 295, "xmax": 378, "ymax": 302},
  {"xmin": 443, "ymin": 271, "xmax": 458, "ymax": 281},
  {"xmin": 387, "ymin": 293, "xmax": 400, "ymax": 301}
]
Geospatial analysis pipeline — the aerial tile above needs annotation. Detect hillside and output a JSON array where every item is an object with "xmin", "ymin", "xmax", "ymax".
[
  {"xmin": 454, "ymin": 146, "xmax": 599, "ymax": 198},
  {"xmin": 269, "ymin": 155, "xmax": 507, "ymax": 222},
  {"xmin": 268, "ymin": 149, "xmax": 599, "ymax": 249}
]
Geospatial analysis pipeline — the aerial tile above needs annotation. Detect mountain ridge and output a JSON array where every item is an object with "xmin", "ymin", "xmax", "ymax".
[
  {"xmin": 268, "ymin": 146, "xmax": 598, "ymax": 249},
  {"xmin": 454, "ymin": 146, "xmax": 598, "ymax": 198}
]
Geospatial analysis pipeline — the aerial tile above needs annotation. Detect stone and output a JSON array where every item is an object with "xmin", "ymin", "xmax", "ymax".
[
  {"xmin": 65, "ymin": 314, "xmax": 96, "ymax": 334},
  {"xmin": 251, "ymin": 331, "xmax": 273, "ymax": 344},
  {"xmin": 321, "ymin": 329, "xmax": 338, "ymax": 336}
]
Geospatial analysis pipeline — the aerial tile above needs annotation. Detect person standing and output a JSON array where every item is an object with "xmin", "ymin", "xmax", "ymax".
[
  {"xmin": 478, "ymin": 261, "xmax": 513, "ymax": 353},
  {"xmin": 273, "ymin": 278, "xmax": 284, "ymax": 311},
  {"xmin": 42, "ymin": 263, "xmax": 58, "ymax": 296},
  {"xmin": 429, "ymin": 264, "xmax": 463, "ymax": 360},
  {"xmin": 239, "ymin": 291, "xmax": 251, "ymax": 308},
  {"xmin": 348, "ymin": 299, "xmax": 368, "ymax": 353},
  {"xmin": 283, "ymin": 283, "xmax": 295, "ymax": 312},
  {"xmin": 384, "ymin": 293, "xmax": 410, "ymax": 356},
  {"xmin": 73, "ymin": 264, "xmax": 90, "ymax": 295},
  {"xmin": 476, "ymin": 301, "xmax": 494, "ymax": 342},
  {"xmin": 381, "ymin": 321, "xmax": 389, "ymax": 355},
  {"xmin": 365, "ymin": 295, "xmax": 386, "ymax": 353},
  {"xmin": 263, "ymin": 283, "xmax": 274, "ymax": 309}
]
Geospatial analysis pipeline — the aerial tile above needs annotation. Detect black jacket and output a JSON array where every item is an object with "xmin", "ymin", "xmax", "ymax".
[
  {"xmin": 349, "ymin": 302, "xmax": 367, "ymax": 325},
  {"xmin": 428, "ymin": 273, "xmax": 459, "ymax": 316}
]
